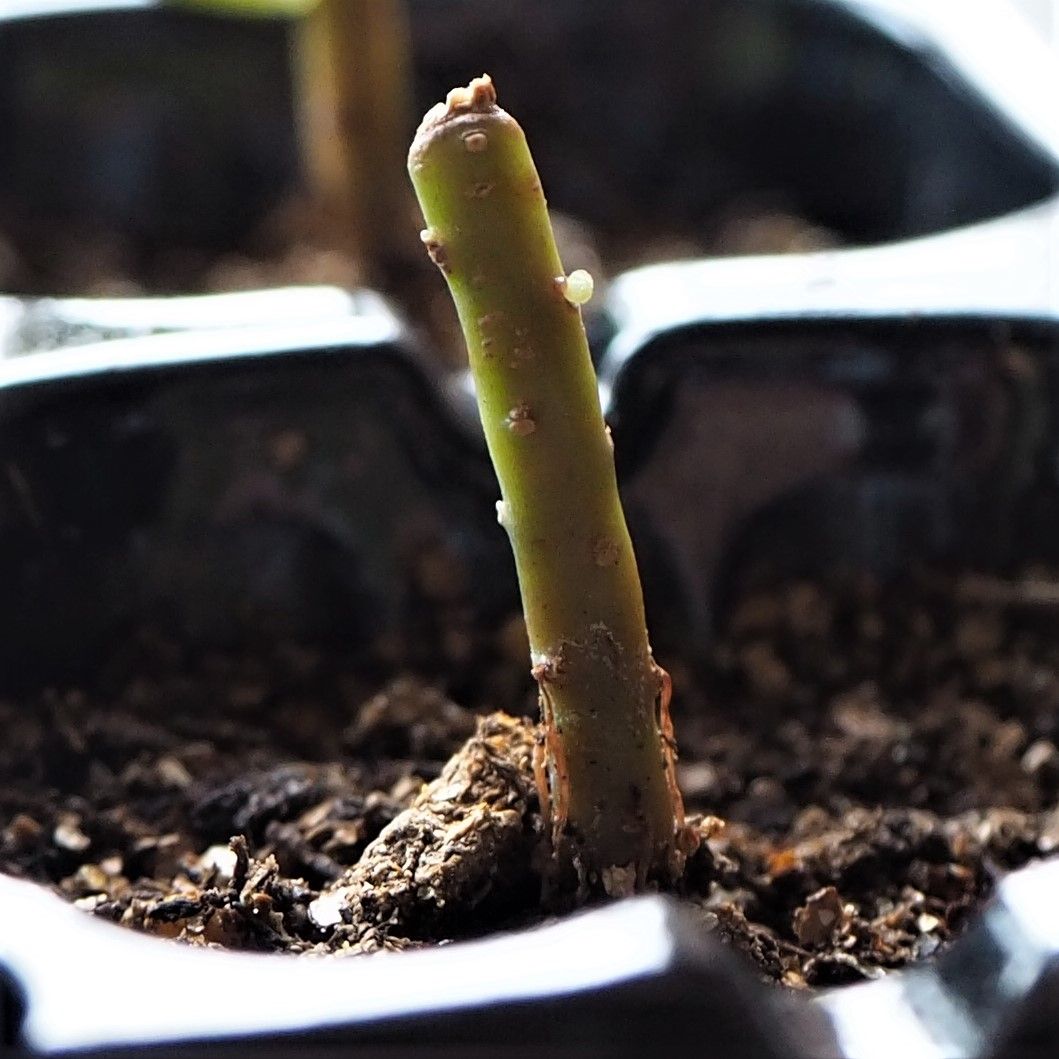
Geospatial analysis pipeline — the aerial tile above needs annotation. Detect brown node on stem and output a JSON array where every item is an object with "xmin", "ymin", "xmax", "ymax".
[
  {"xmin": 592, "ymin": 535, "xmax": 620, "ymax": 568},
  {"xmin": 530, "ymin": 652, "xmax": 564, "ymax": 686},
  {"xmin": 419, "ymin": 228, "xmax": 449, "ymax": 273},
  {"xmin": 506, "ymin": 402, "xmax": 537, "ymax": 436},
  {"xmin": 462, "ymin": 130, "xmax": 489, "ymax": 153}
]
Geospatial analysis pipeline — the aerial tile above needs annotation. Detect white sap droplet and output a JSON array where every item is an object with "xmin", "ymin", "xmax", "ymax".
[
  {"xmin": 560, "ymin": 269, "xmax": 594, "ymax": 306},
  {"xmin": 495, "ymin": 500, "xmax": 508, "ymax": 527}
]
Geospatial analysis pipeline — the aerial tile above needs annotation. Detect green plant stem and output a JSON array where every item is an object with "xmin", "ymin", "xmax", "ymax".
[{"xmin": 408, "ymin": 76, "xmax": 689, "ymax": 893}]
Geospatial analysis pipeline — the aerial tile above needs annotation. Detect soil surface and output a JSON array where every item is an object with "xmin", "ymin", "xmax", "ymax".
[{"xmin": 3, "ymin": 567, "xmax": 1058, "ymax": 987}]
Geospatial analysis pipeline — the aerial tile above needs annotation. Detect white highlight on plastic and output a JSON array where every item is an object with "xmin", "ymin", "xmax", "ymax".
[{"xmin": 0, "ymin": 873, "xmax": 673, "ymax": 1053}]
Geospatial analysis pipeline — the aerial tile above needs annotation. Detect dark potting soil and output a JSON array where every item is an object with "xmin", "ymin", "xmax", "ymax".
[{"xmin": 3, "ymin": 567, "xmax": 1058, "ymax": 988}]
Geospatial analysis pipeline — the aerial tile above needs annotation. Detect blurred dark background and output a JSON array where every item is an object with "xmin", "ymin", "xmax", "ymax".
[{"xmin": 0, "ymin": 0, "xmax": 1056, "ymax": 297}]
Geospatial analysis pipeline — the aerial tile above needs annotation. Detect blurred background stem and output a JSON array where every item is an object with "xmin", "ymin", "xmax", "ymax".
[{"xmin": 294, "ymin": 0, "xmax": 414, "ymax": 274}]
